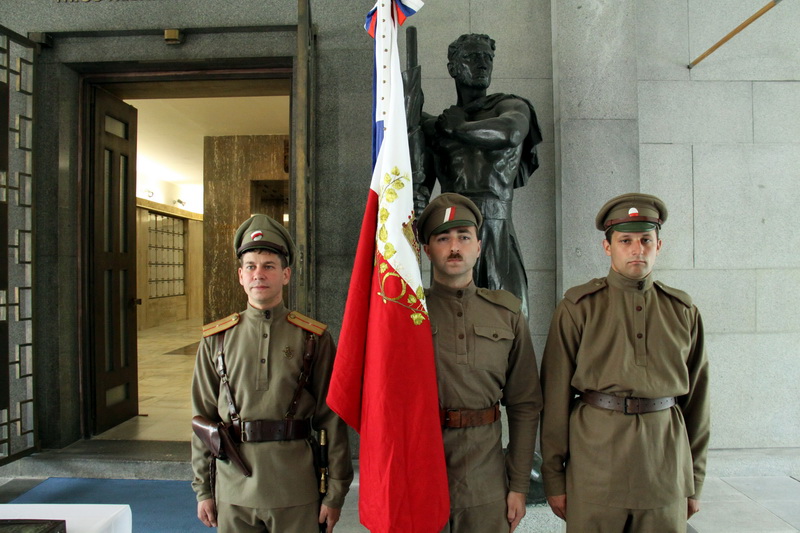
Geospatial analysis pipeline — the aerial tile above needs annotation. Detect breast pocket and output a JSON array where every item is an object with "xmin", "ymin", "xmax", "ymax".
[{"xmin": 473, "ymin": 325, "xmax": 513, "ymax": 374}]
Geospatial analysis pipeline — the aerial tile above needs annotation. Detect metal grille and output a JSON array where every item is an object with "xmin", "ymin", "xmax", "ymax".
[
  {"xmin": 147, "ymin": 212, "xmax": 186, "ymax": 299},
  {"xmin": 0, "ymin": 28, "xmax": 36, "ymax": 463}
]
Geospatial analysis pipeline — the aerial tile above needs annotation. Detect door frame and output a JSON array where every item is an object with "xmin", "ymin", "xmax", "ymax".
[
  {"xmin": 78, "ymin": 63, "xmax": 310, "ymax": 437},
  {"xmin": 26, "ymin": 23, "xmax": 314, "ymax": 447}
]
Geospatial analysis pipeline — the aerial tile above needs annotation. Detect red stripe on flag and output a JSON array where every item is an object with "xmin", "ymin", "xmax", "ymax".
[{"xmin": 326, "ymin": 190, "xmax": 379, "ymax": 431}]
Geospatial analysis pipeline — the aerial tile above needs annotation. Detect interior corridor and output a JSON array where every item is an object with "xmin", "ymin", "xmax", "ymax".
[{"xmin": 94, "ymin": 318, "xmax": 202, "ymax": 442}]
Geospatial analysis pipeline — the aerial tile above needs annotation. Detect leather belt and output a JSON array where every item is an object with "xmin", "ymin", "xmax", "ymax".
[
  {"xmin": 580, "ymin": 390, "xmax": 676, "ymax": 415},
  {"xmin": 241, "ymin": 419, "xmax": 311, "ymax": 442},
  {"xmin": 440, "ymin": 403, "xmax": 501, "ymax": 429}
]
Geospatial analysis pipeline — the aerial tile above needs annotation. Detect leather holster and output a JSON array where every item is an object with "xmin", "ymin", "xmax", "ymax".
[{"xmin": 192, "ymin": 415, "xmax": 252, "ymax": 477}]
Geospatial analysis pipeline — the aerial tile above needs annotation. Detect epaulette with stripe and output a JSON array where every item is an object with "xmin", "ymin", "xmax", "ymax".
[
  {"xmin": 202, "ymin": 313, "xmax": 240, "ymax": 338},
  {"xmin": 287, "ymin": 311, "xmax": 327, "ymax": 336}
]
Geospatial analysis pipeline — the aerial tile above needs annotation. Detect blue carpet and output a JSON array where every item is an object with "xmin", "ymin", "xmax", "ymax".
[{"xmin": 11, "ymin": 477, "xmax": 206, "ymax": 532}]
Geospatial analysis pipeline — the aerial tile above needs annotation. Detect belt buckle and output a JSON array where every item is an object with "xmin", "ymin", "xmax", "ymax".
[
  {"xmin": 623, "ymin": 397, "xmax": 640, "ymax": 415},
  {"xmin": 445, "ymin": 409, "xmax": 461, "ymax": 428},
  {"xmin": 239, "ymin": 420, "xmax": 249, "ymax": 442}
]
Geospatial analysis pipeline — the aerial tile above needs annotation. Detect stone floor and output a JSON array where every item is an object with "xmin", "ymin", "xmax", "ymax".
[
  {"xmin": 3, "ymin": 319, "xmax": 795, "ymax": 532},
  {"xmin": 2, "ymin": 465, "xmax": 797, "ymax": 532},
  {"xmin": 331, "ymin": 466, "xmax": 800, "ymax": 533}
]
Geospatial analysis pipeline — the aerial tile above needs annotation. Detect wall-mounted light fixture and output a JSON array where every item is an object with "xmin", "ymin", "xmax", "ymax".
[
  {"xmin": 164, "ymin": 29, "xmax": 184, "ymax": 45},
  {"xmin": 144, "ymin": 189, "xmax": 154, "ymax": 198},
  {"xmin": 174, "ymin": 199, "xmax": 186, "ymax": 207}
]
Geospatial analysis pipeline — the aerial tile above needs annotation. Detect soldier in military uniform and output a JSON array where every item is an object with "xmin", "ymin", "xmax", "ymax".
[
  {"xmin": 191, "ymin": 214, "xmax": 353, "ymax": 532},
  {"xmin": 418, "ymin": 193, "xmax": 543, "ymax": 533},
  {"xmin": 540, "ymin": 193, "xmax": 710, "ymax": 532}
]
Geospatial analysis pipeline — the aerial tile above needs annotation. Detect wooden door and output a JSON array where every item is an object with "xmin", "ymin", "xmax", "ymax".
[{"xmin": 89, "ymin": 87, "xmax": 139, "ymax": 434}]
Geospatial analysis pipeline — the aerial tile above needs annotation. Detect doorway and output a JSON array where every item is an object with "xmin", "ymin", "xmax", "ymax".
[{"xmin": 89, "ymin": 83, "xmax": 293, "ymax": 441}]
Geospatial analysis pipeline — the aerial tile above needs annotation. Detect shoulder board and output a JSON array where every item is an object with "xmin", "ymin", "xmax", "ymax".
[
  {"xmin": 564, "ymin": 278, "xmax": 607, "ymax": 304},
  {"xmin": 476, "ymin": 288, "xmax": 522, "ymax": 313},
  {"xmin": 287, "ymin": 311, "xmax": 328, "ymax": 336},
  {"xmin": 654, "ymin": 281, "xmax": 693, "ymax": 308},
  {"xmin": 203, "ymin": 313, "xmax": 240, "ymax": 338}
]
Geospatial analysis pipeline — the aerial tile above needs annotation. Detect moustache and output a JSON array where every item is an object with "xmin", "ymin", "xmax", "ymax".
[{"xmin": 447, "ymin": 253, "xmax": 463, "ymax": 260}]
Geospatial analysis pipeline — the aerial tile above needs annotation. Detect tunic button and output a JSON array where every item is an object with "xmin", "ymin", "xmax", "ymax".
[
  {"xmin": 458, "ymin": 333, "xmax": 464, "ymax": 339},
  {"xmin": 263, "ymin": 333, "xmax": 269, "ymax": 338},
  {"xmin": 636, "ymin": 333, "xmax": 643, "ymax": 339},
  {"xmin": 636, "ymin": 306, "xmax": 642, "ymax": 311},
  {"xmin": 260, "ymin": 358, "xmax": 266, "ymax": 364},
  {"xmin": 457, "ymin": 311, "xmax": 463, "ymax": 317},
  {"xmin": 456, "ymin": 290, "xmax": 463, "ymax": 298},
  {"xmin": 493, "ymin": 333, "xmax": 498, "ymax": 338}
]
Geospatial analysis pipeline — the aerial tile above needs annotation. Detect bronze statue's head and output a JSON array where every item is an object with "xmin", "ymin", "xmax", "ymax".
[{"xmin": 447, "ymin": 34, "xmax": 496, "ymax": 90}]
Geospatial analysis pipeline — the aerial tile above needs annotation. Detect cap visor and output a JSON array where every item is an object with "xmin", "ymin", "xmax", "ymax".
[
  {"xmin": 610, "ymin": 221, "xmax": 657, "ymax": 233},
  {"xmin": 431, "ymin": 220, "xmax": 477, "ymax": 236}
]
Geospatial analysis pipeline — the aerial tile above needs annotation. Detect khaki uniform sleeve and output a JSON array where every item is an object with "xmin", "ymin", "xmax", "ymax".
[
  {"xmin": 310, "ymin": 331, "xmax": 354, "ymax": 509},
  {"xmin": 678, "ymin": 308, "xmax": 711, "ymax": 499},
  {"xmin": 539, "ymin": 301, "xmax": 579, "ymax": 497},
  {"xmin": 190, "ymin": 335, "xmax": 220, "ymax": 502},
  {"xmin": 503, "ymin": 309, "xmax": 544, "ymax": 494}
]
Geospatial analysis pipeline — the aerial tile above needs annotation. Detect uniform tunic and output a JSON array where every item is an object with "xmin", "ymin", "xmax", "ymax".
[
  {"xmin": 191, "ymin": 303, "xmax": 353, "ymax": 510},
  {"xmin": 426, "ymin": 281, "xmax": 542, "ymax": 509},
  {"xmin": 540, "ymin": 269, "xmax": 710, "ymax": 509}
]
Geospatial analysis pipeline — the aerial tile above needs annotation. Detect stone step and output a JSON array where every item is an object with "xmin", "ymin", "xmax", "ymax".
[{"xmin": 0, "ymin": 440, "xmax": 192, "ymax": 481}]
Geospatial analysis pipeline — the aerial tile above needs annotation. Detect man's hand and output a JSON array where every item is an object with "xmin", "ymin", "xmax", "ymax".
[
  {"xmin": 197, "ymin": 498, "xmax": 217, "ymax": 528},
  {"xmin": 547, "ymin": 494, "xmax": 567, "ymax": 521},
  {"xmin": 687, "ymin": 498, "xmax": 700, "ymax": 519},
  {"xmin": 319, "ymin": 504, "xmax": 341, "ymax": 532},
  {"xmin": 507, "ymin": 490, "xmax": 526, "ymax": 532}
]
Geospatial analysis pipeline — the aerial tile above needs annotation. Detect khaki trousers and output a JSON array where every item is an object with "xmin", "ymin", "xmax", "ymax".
[
  {"xmin": 216, "ymin": 500, "xmax": 319, "ymax": 533},
  {"xmin": 566, "ymin": 497, "xmax": 686, "ymax": 533},
  {"xmin": 440, "ymin": 498, "xmax": 508, "ymax": 533}
]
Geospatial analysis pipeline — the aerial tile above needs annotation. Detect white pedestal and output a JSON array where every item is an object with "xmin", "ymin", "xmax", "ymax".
[{"xmin": 0, "ymin": 504, "xmax": 132, "ymax": 533}]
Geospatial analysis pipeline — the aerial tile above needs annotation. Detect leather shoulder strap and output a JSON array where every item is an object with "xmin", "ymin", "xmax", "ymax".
[
  {"xmin": 214, "ymin": 332, "xmax": 241, "ymax": 436},
  {"xmin": 287, "ymin": 310, "xmax": 327, "ymax": 336},
  {"xmin": 203, "ymin": 313, "xmax": 240, "ymax": 338},
  {"xmin": 285, "ymin": 332, "xmax": 317, "ymax": 420}
]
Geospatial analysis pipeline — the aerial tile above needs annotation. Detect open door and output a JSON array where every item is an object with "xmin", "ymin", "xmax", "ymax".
[{"xmin": 88, "ymin": 86, "xmax": 139, "ymax": 434}]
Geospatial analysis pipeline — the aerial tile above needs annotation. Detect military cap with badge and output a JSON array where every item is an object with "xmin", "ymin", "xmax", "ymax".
[
  {"xmin": 233, "ymin": 214, "xmax": 297, "ymax": 265},
  {"xmin": 417, "ymin": 192, "xmax": 483, "ymax": 244},
  {"xmin": 595, "ymin": 192, "xmax": 668, "ymax": 234}
]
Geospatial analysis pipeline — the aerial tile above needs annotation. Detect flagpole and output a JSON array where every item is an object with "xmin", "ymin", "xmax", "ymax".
[{"xmin": 688, "ymin": 0, "xmax": 783, "ymax": 69}]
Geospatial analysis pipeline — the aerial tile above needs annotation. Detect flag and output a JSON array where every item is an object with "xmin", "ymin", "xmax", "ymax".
[{"xmin": 327, "ymin": 2, "xmax": 449, "ymax": 532}]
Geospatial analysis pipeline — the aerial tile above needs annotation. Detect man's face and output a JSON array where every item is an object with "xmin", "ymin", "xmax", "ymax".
[
  {"xmin": 449, "ymin": 40, "xmax": 494, "ymax": 90},
  {"xmin": 238, "ymin": 250, "xmax": 291, "ymax": 310},
  {"xmin": 603, "ymin": 230, "xmax": 662, "ymax": 280},
  {"xmin": 424, "ymin": 226, "xmax": 481, "ymax": 287}
]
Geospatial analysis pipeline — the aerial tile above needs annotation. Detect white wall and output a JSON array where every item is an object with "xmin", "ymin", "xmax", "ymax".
[{"xmin": 554, "ymin": 0, "xmax": 800, "ymax": 449}]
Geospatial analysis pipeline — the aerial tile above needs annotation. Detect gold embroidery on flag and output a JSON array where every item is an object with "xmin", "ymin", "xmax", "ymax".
[{"xmin": 375, "ymin": 167, "xmax": 427, "ymax": 325}]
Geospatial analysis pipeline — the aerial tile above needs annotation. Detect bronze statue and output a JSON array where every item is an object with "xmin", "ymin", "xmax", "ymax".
[{"xmin": 410, "ymin": 33, "xmax": 542, "ymax": 317}]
